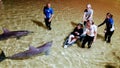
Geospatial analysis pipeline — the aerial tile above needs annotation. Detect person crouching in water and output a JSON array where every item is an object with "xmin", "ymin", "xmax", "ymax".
[
  {"xmin": 81, "ymin": 20, "xmax": 97, "ymax": 48},
  {"xmin": 64, "ymin": 24, "xmax": 84, "ymax": 48},
  {"xmin": 98, "ymin": 13, "xmax": 114, "ymax": 43}
]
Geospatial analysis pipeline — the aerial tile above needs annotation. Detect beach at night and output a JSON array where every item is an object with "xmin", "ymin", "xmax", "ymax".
[{"xmin": 0, "ymin": 0, "xmax": 120, "ymax": 68}]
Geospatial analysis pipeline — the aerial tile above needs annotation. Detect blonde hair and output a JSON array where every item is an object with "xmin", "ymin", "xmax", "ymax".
[{"xmin": 87, "ymin": 4, "xmax": 92, "ymax": 8}]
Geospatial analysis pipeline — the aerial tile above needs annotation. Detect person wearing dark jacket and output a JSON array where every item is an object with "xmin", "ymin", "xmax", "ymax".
[
  {"xmin": 81, "ymin": 20, "xmax": 97, "ymax": 48},
  {"xmin": 98, "ymin": 13, "xmax": 115, "ymax": 43},
  {"xmin": 64, "ymin": 24, "xmax": 84, "ymax": 48}
]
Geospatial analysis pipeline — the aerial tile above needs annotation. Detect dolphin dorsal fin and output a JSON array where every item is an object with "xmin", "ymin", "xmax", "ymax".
[
  {"xmin": 2, "ymin": 28, "xmax": 10, "ymax": 33},
  {"xmin": 29, "ymin": 46, "xmax": 38, "ymax": 51}
]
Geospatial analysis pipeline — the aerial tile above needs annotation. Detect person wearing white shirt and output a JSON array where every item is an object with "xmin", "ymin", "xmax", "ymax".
[{"xmin": 81, "ymin": 20, "xmax": 97, "ymax": 48}]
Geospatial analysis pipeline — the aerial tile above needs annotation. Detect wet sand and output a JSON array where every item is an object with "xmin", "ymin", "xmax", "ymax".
[{"xmin": 0, "ymin": 0, "xmax": 120, "ymax": 68}]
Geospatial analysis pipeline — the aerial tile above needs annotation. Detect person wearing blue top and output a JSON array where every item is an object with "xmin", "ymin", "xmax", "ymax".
[
  {"xmin": 43, "ymin": 3, "xmax": 54, "ymax": 30},
  {"xmin": 98, "ymin": 13, "xmax": 115, "ymax": 43}
]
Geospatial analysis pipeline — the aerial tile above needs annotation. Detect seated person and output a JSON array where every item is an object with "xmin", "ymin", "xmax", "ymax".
[{"xmin": 64, "ymin": 24, "xmax": 84, "ymax": 48}]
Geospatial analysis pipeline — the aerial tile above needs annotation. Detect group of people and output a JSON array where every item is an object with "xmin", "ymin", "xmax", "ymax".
[
  {"xmin": 43, "ymin": 3, "xmax": 115, "ymax": 49},
  {"xmin": 64, "ymin": 20, "xmax": 97, "ymax": 48}
]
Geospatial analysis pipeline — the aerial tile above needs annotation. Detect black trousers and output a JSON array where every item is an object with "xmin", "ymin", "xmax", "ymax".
[
  {"xmin": 105, "ymin": 30, "xmax": 114, "ymax": 43},
  {"xmin": 45, "ymin": 18, "xmax": 51, "ymax": 30},
  {"xmin": 81, "ymin": 35, "xmax": 94, "ymax": 48},
  {"xmin": 84, "ymin": 21, "xmax": 87, "ymax": 26}
]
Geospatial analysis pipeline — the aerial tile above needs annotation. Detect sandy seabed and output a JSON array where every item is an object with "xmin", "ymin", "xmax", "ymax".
[{"xmin": 0, "ymin": 0, "xmax": 120, "ymax": 68}]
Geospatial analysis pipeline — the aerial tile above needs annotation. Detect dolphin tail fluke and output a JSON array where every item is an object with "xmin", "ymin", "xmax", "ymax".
[{"xmin": 0, "ymin": 51, "xmax": 7, "ymax": 62}]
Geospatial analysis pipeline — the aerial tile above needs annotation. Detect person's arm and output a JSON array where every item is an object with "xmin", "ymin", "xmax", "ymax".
[
  {"xmin": 73, "ymin": 27, "xmax": 77, "ymax": 32},
  {"xmin": 43, "ymin": 6, "xmax": 46, "ymax": 15},
  {"xmin": 83, "ymin": 29, "xmax": 87, "ymax": 35},
  {"xmin": 77, "ymin": 29, "xmax": 83, "ymax": 36},
  {"xmin": 93, "ymin": 26, "xmax": 97, "ymax": 42},
  {"xmin": 83, "ymin": 9, "xmax": 87, "ymax": 22},
  {"xmin": 98, "ymin": 19, "xmax": 106, "ymax": 27},
  {"xmin": 49, "ymin": 8, "xmax": 54, "ymax": 22},
  {"xmin": 49, "ymin": 14, "xmax": 54, "ymax": 22},
  {"xmin": 93, "ymin": 31, "xmax": 97, "ymax": 42},
  {"xmin": 88, "ymin": 9, "xmax": 93, "ymax": 20}
]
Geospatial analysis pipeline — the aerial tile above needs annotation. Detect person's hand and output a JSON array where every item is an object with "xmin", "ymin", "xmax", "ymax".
[
  {"xmin": 93, "ymin": 38, "xmax": 96, "ymax": 42},
  {"xmin": 49, "ymin": 19, "xmax": 51, "ymax": 22},
  {"xmin": 75, "ymin": 32, "xmax": 79, "ymax": 35},
  {"xmin": 104, "ymin": 30, "xmax": 106, "ymax": 33},
  {"xmin": 49, "ymin": 14, "xmax": 54, "ymax": 22}
]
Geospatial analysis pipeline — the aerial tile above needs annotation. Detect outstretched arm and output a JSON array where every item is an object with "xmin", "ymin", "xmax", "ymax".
[
  {"xmin": 93, "ymin": 26, "xmax": 97, "ymax": 42},
  {"xmin": 98, "ymin": 19, "xmax": 106, "ymax": 27},
  {"xmin": 49, "ymin": 14, "xmax": 54, "ymax": 22},
  {"xmin": 43, "ymin": 6, "xmax": 46, "ymax": 15},
  {"xmin": 93, "ymin": 31, "xmax": 97, "ymax": 42},
  {"xmin": 83, "ymin": 12, "xmax": 86, "ymax": 21}
]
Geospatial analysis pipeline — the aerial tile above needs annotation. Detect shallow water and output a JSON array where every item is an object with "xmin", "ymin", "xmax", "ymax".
[{"xmin": 0, "ymin": 0, "xmax": 120, "ymax": 68}]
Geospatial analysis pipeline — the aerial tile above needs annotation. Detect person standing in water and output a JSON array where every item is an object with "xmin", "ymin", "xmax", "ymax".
[
  {"xmin": 81, "ymin": 20, "xmax": 97, "ymax": 48},
  {"xmin": 98, "ymin": 13, "xmax": 115, "ymax": 43},
  {"xmin": 83, "ymin": 4, "xmax": 93, "ymax": 26},
  {"xmin": 43, "ymin": 2, "xmax": 54, "ymax": 30}
]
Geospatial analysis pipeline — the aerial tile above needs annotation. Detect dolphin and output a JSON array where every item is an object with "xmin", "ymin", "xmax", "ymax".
[
  {"xmin": 0, "ymin": 28, "xmax": 33, "ymax": 40},
  {"xmin": 0, "ymin": 41, "xmax": 53, "ymax": 61}
]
